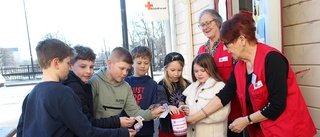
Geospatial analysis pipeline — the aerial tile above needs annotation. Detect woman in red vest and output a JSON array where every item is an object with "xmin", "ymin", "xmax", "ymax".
[
  {"xmin": 197, "ymin": 9, "xmax": 243, "ymax": 137},
  {"xmin": 187, "ymin": 13, "xmax": 316, "ymax": 137}
]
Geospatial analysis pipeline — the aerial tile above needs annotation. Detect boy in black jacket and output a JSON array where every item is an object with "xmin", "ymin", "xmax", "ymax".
[{"xmin": 63, "ymin": 45, "xmax": 136, "ymax": 128}]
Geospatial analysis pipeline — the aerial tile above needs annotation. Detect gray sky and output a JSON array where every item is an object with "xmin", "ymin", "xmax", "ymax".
[{"xmin": 0, "ymin": 0, "xmax": 144, "ymax": 60}]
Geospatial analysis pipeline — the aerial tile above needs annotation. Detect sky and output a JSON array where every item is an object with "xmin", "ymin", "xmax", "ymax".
[{"xmin": 0, "ymin": 0, "xmax": 144, "ymax": 61}]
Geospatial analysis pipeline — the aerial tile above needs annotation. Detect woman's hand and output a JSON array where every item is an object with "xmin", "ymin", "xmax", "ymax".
[{"xmin": 228, "ymin": 116, "xmax": 249, "ymax": 133}]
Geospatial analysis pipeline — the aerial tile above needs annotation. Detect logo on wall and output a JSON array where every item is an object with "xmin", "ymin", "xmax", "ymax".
[
  {"xmin": 145, "ymin": 1, "xmax": 153, "ymax": 10},
  {"xmin": 144, "ymin": 0, "xmax": 168, "ymax": 21}
]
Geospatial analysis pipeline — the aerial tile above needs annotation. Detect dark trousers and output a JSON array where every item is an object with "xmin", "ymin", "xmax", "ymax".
[
  {"xmin": 135, "ymin": 135, "xmax": 153, "ymax": 137},
  {"xmin": 158, "ymin": 130, "xmax": 186, "ymax": 137}
]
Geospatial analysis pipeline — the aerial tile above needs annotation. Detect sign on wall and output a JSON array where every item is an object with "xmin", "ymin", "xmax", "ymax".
[{"xmin": 143, "ymin": 0, "xmax": 169, "ymax": 21}]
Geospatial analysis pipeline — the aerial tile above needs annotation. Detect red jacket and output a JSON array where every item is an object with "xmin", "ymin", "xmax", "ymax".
[
  {"xmin": 198, "ymin": 42, "xmax": 242, "ymax": 120},
  {"xmin": 234, "ymin": 43, "xmax": 316, "ymax": 137}
]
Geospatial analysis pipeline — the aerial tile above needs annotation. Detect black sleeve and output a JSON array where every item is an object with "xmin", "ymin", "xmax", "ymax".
[
  {"xmin": 216, "ymin": 69, "xmax": 237, "ymax": 106},
  {"xmin": 91, "ymin": 115, "xmax": 121, "ymax": 128},
  {"xmin": 67, "ymin": 83, "xmax": 91, "ymax": 116},
  {"xmin": 59, "ymin": 90, "xmax": 128, "ymax": 137},
  {"xmin": 67, "ymin": 83, "xmax": 121, "ymax": 128},
  {"xmin": 260, "ymin": 51, "xmax": 288, "ymax": 120},
  {"xmin": 151, "ymin": 82, "xmax": 158, "ymax": 104},
  {"xmin": 16, "ymin": 95, "xmax": 29, "ymax": 137},
  {"xmin": 157, "ymin": 84, "xmax": 170, "ymax": 105}
]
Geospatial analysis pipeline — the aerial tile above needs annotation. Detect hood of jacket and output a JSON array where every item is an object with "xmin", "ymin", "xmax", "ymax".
[
  {"xmin": 62, "ymin": 71, "xmax": 85, "ymax": 85},
  {"xmin": 124, "ymin": 75, "xmax": 152, "ymax": 84},
  {"xmin": 183, "ymin": 77, "xmax": 218, "ymax": 96},
  {"xmin": 95, "ymin": 66, "xmax": 125, "ymax": 87}
]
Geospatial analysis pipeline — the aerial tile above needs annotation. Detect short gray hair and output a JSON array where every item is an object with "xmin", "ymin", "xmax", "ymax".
[{"xmin": 198, "ymin": 9, "xmax": 222, "ymax": 28}]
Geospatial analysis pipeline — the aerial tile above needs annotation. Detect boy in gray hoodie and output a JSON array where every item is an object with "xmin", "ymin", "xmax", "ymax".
[{"xmin": 88, "ymin": 47, "xmax": 165, "ymax": 123}]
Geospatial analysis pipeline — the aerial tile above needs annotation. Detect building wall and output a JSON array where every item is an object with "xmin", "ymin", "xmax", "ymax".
[
  {"xmin": 172, "ymin": 0, "xmax": 213, "ymax": 80},
  {"xmin": 172, "ymin": 0, "xmax": 319, "ymax": 136},
  {"xmin": 173, "ymin": 0, "xmax": 212, "ymax": 80},
  {"xmin": 190, "ymin": 0, "xmax": 211, "ymax": 57},
  {"xmin": 174, "ymin": 0, "xmax": 190, "ymax": 79},
  {"xmin": 282, "ymin": 0, "xmax": 320, "ymax": 136}
]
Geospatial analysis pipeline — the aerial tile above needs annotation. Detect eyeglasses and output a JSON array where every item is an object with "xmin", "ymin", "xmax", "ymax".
[
  {"xmin": 223, "ymin": 35, "xmax": 246, "ymax": 48},
  {"xmin": 223, "ymin": 41, "xmax": 230, "ymax": 48},
  {"xmin": 198, "ymin": 19, "xmax": 215, "ymax": 29}
]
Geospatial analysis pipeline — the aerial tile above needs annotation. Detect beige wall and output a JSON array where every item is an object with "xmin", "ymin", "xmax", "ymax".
[
  {"xmin": 190, "ymin": 0, "xmax": 213, "ymax": 79},
  {"xmin": 172, "ymin": 0, "xmax": 213, "ymax": 80},
  {"xmin": 190, "ymin": 0, "xmax": 211, "ymax": 56},
  {"xmin": 282, "ymin": 0, "xmax": 320, "ymax": 136},
  {"xmin": 173, "ymin": 0, "xmax": 192, "ymax": 80}
]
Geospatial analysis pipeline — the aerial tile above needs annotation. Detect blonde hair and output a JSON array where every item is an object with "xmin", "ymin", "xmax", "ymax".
[
  {"xmin": 163, "ymin": 60, "xmax": 188, "ymax": 94},
  {"xmin": 109, "ymin": 47, "xmax": 133, "ymax": 64}
]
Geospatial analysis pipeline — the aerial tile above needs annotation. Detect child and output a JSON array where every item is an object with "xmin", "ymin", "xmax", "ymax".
[
  {"xmin": 88, "ymin": 47, "xmax": 164, "ymax": 123},
  {"xmin": 182, "ymin": 53, "xmax": 230, "ymax": 137},
  {"xmin": 124, "ymin": 46, "xmax": 158, "ymax": 137},
  {"xmin": 62, "ymin": 45, "xmax": 135, "ymax": 129},
  {"xmin": 16, "ymin": 39, "xmax": 135, "ymax": 137},
  {"xmin": 157, "ymin": 52, "xmax": 191, "ymax": 137},
  {"xmin": 197, "ymin": 9, "xmax": 242, "ymax": 137}
]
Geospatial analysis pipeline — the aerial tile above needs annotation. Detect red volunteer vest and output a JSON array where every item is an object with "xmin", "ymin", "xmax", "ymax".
[
  {"xmin": 198, "ymin": 42, "xmax": 242, "ymax": 120},
  {"xmin": 234, "ymin": 43, "xmax": 316, "ymax": 137}
]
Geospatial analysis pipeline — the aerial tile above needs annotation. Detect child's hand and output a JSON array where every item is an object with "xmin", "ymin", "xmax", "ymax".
[
  {"xmin": 169, "ymin": 105, "xmax": 180, "ymax": 115},
  {"xmin": 151, "ymin": 106, "xmax": 165, "ymax": 118},
  {"xmin": 186, "ymin": 114, "xmax": 196, "ymax": 125},
  {"xmin": 148, "ymin": 103, "xmax": 161, "ymax": 110},
  {"xmin": 119, "ymin": 117, "xmax": 135, "ymax": 128},
  {"xmin": 178, "ymin": 102, "xmax": 185, "ymax": 107},
  {"xmin": 181, "ymin": 107, "xmax": 190, "ymax": 116},
  {"xmin": 128, "ymin": 129, "xmax": 137, "ymax": 137}
]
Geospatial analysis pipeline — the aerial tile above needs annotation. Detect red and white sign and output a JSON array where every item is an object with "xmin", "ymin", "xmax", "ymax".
[{"xmin": 143, "ymin": 0, "xmax": 168, "ymax": 21}]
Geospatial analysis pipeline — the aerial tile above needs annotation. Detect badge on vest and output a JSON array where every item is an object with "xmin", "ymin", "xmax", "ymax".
[
  {"xmin": 219, "ymin": 56, "xmax": 228, "ymax": 62},
  {"xmin": 254, "ymin": 80, "xmax": 263, "ymax": 89},
  {"xmin": 251, "ymin": 73, "xmax": 263, "ymax": 89}
]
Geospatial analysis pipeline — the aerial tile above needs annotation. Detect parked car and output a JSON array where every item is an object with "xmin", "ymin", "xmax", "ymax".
[{"xmin": 0, "ymin": 74, "xmax": 5, "ymax": 87}]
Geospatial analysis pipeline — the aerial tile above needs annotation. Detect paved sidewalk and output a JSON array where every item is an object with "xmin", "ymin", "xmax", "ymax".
[{"xmin": 4, "ymin": 80, "xmax": 40, "ymax": 87}]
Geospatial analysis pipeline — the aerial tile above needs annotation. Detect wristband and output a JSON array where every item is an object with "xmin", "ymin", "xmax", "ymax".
[
  {"xmin": 247, "ymin": 115, "xmax": 254, "ymax": 124},
  {"xmin": 201, "ymin": 108, "xmax": 208, "ymax": 118}
]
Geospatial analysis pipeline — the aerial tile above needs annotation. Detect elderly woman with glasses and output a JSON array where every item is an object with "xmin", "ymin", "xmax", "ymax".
[
  {"xmin": 187, "ymin": 13, "xmax": 316, "ymax": 137},
  {"xmin": 197, "ymin": 9, "xmax": 243, "ymax": 137}
]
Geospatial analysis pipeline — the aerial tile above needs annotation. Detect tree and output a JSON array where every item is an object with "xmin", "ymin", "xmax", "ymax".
[
  {"xmin": 0, "ymin": 47, "xmax": 16, "ymax": 67},
  {"xmin": 42, "ymin": 32, "xmax": 72, "ymax": 46},
  {"xmin": 95, "ymin": 38, "xmax": 110, "ymax": 67},
  {"xmin": 127, "ymin": 12, "xmax": 166, "ymax": 71}
]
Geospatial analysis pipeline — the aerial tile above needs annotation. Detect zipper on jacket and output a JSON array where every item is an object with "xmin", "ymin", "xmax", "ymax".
[{"xmin": 102, "ymin": 105, "xmax": 122, "ymax": 110}]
